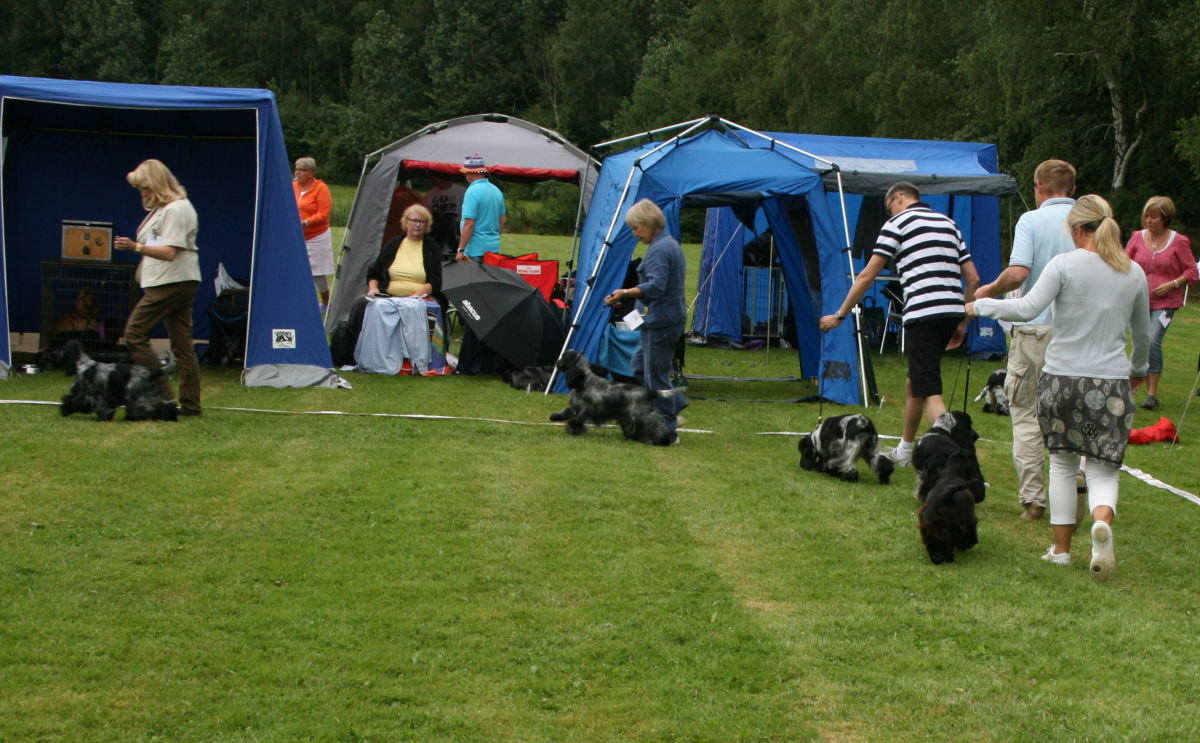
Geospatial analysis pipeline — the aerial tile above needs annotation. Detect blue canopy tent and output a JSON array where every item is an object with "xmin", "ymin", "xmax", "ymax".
[
  {"xmin": 692, "ymin": 132, "xmax": 1018, "ymax": 357},
  {"xmin": 552, "ymin": 117, "xmax": 875, "ymax": 405},
  {"xmin": 0, "ymin": 75, "xmax": 337, "ymax": 386}
]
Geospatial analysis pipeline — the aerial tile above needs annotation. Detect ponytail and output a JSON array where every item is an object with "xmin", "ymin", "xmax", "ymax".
[
  {"xmin": 1094, "ymin": 216, "xmax": 1130, "ymax": 272},
  {"xmin": 1067, "ymin": 194, "xmax": 1130, "ymax": 273}
]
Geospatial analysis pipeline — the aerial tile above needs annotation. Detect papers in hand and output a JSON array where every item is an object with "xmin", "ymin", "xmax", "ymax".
[{"xmin": 623, "ymin": 308, "xmax": 644, "ymax": 329}]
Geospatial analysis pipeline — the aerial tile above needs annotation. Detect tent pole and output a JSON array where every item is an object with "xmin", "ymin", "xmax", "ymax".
[
  {"xmin": 766, "ymin": 232, "xmax": 775, "ymax": 361},
  {"xmin": 832, "ymin": 170, "xmax": 870, "ymax": 408},
  {"xmin": 544, "ymin": 159, "xmax": 643, "ymax": 393},
  {"xmin": 593, "ymin": 116, "xmax": 709, "ymax": 152},
  {"xmin": 720, "ymin": 117, "xmax": 840, "ymax": 171},
  {"xmin": 721, "ymin": 116, "xmax": 865, "ymax": 404}
]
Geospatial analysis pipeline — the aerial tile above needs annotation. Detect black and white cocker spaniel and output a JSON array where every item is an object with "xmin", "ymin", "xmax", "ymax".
[
  {"xmin": 549, "ymin": 350, "xmax": 673, "ymax": 445},
  {"xmin": 798, "ymin": 413, "xmax": 894, "ymax": 484},
  {"xmin": 59, "ymin": 340, "xmax": 179, "ymax": 422},
  {"xmin": 973, "ymin": 368, "xmax": 1010, "ymax": 416}
]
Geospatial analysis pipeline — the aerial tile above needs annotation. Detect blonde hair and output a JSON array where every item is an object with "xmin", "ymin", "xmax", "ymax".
[
  {"xmin": 126, "ymin": 159, "xmax": 187, "ymax": 209},
  {"xmin": 402, "ymin": 203, "xmax": 433, "ymax": 226},
  {"xmin": 1142, "ymin": 195, "xmax": 1176, "ymax": 228},
  {"xmin": 1068, "ymin": 194, "xmax": 1130, "ymax": 272},
  {"xmin": 1034, "ymin": 159, "xmax": 1076, "ymax": 197},
  {"xmin": 625, "ymin": 199, "xmax": 665, "ymax": 232}
]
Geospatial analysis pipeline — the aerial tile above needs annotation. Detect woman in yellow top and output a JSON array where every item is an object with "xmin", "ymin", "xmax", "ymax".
[
  {"xmin": 366, "ymin": 204, "xmax": 443, "ymax": 302},
  {"xmin": 339, "ymin": 204, "xmax": 447, "ymax": 367},
  {"xmin": 293, "ymin": 157, "xmax": 333, "ymax": 310}
]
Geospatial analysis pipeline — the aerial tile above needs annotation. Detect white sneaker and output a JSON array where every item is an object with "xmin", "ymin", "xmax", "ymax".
[
  {"xmin": 886, "ymin": 446, "xmax": 912, "ymax": 467},
  {"xmin": 1090, "ymin": 521, "xmax": 1115, "ymax": 581},
  {"xmin": 1041, "ymin": 545, "xmax": 1071, "ymax": 565}
]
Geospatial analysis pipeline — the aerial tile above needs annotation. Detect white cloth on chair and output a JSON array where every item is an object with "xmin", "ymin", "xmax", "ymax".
[{"xmin": 354, "ymin": 296, "xmax": 432, "ymax": 374}]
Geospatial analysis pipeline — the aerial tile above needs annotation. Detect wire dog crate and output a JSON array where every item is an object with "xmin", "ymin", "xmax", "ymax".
[{"xmin": 39, "ymin": 260, "xmax": 137, "ymax": 358}]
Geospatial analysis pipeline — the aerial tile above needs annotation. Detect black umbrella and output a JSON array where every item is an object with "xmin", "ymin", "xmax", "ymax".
[{"xmin": 442, "ymin": 261, "xmax": 566, "ymax": 369}]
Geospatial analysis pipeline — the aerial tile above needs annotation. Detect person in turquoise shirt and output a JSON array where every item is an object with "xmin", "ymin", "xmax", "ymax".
[{"xmin": 455, "ymin": 153, "xmax": 506, "ymax": 262}]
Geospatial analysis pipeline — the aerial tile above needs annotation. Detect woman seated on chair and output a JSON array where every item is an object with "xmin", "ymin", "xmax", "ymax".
[
  {"xmin": 366, "ymin": 203, "xmax": 444, "ymax": 305},
  {"xmin": 348, "ymin": 203, "xmax": 451, "ymax": 374}
]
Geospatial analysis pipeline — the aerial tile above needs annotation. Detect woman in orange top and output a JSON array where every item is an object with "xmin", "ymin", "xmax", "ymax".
[{"xmin": 293, "ymin": 157, "xmax": 334, "ymax": 310}]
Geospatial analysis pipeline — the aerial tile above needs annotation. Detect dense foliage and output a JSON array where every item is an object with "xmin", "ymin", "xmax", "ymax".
[{"xmin": 3, "ymin": 0, "xmax": 1199, "ymax": 228}]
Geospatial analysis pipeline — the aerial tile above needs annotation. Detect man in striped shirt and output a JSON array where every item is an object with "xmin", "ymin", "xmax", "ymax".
[{"xmin": 819, "ymin": 181, "xmax": 979, "ymax": 465}]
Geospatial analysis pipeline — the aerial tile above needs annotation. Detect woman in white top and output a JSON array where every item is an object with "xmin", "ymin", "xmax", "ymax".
[
  {"xmin": 113, "ymin": 159, "xmax": 202, "ymax": 416},
  {"xmin": 968, "ymin": 195, "xmax": 1150, "ymax": 580}
]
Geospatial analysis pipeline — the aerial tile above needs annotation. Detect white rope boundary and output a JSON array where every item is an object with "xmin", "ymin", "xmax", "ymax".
[
  {"xmin": 7, "ymin": 398, "xmax": 1189, "ymax": 492},
  {"xmin": 759, "ymin": 429, "xmax": 1199, "ymax": 507},
  {"xmin": 0, "ymin": 399, "xmax": 713, "ymax": 434}
]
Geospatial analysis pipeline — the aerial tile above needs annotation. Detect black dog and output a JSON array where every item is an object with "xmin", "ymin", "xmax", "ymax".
[
  {"xmin": 60, "ymin": 340, "xmax": 179, "ymax": 422},
  {"xmin": 912, "ymin": 411, "xmax": 986, "ymax": 503},
  {"xmin": 918, "ymin": 450, "xmax": 985, "ymax": 564},
  {"xmin": 549, "ymin": 350, "xmax": 673, "ymax": 445},
  {"xmin": 973, "ymin": 368, "xmax": 1010, "ymax": 416},
  {"xmin": 798, "ymin": 414, "xmax": 894, "ymax": 484}
]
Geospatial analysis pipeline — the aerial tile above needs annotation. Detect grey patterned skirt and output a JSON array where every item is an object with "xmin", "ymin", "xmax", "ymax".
[{"xmin": 1036, "ymin": 374, "xmax": 1135, "ymax": 467}]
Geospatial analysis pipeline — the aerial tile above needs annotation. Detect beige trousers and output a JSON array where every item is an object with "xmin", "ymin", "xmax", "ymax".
[{"xmin": 1005, "ymin": 325, "xmax": 1052, "ymax": 507}]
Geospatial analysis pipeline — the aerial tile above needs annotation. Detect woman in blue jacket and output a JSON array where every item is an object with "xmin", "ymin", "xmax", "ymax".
[{"xmin": 604, "ymin": 199, "xmax": 687, "ymax": 443}]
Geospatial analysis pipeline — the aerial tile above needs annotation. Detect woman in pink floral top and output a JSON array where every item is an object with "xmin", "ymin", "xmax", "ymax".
[{"xmin": 1125, "ymin": 195, "xmax": 1198, "ymax": 410}]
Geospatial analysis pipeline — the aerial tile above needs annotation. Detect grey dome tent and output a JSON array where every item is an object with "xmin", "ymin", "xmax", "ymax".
[{"xmin": 325, "ymin": 114, "xmax": 598, "ymax": 330}]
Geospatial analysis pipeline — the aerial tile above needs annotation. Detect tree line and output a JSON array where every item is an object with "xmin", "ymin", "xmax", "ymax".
[{"xmin": 3, "ymin": 0, "xmax": 1199, "ymax": 235}]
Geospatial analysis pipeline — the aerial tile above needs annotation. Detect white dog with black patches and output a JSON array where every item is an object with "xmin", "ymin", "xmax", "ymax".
[
  {"xmin": 974, "ymin": 368, "xmax": 1010, "ymax": 415},
  {"xmin": 798, "ymin": 413, "xmax": 894, "ymax": 484}
]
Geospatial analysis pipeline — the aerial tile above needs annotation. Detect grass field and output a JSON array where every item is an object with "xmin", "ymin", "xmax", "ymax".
[{"xmin": 3, "ymin": 235, "xmax": 1200, "ymax": 741}]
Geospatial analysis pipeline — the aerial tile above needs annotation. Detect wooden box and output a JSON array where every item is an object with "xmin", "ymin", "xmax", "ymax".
[{"xmin": 61, "ymin": 220, "xmax": 113, "ymax": 261}]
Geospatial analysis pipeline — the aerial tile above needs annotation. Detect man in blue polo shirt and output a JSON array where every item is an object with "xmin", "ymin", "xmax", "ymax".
[
  {"xmin": 975, "ymin": 159, "xmax": 1076, "ymax": 520},
  {"xmin": 455, "ymin": 152, "xmax": 506, "ymax": 262}
]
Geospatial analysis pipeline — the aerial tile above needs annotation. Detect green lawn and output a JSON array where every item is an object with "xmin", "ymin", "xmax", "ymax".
[{"xmin": 3, "ymin": 245, "xmax": 1200, "ymax": 741}]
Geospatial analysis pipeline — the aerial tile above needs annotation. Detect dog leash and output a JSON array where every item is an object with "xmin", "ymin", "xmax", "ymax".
[{"xmin": 961, "ymin": 317, "xmax": 975, "ymax": 413}]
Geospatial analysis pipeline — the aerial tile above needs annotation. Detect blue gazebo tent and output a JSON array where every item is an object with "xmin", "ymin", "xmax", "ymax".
[
  {"xmin": 553, "ymin": 117, "xmax": 874, "ymax": 405},
  {"xmin": 0, "ymin": 75, "xmax": 336, "ymax": 386}
]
